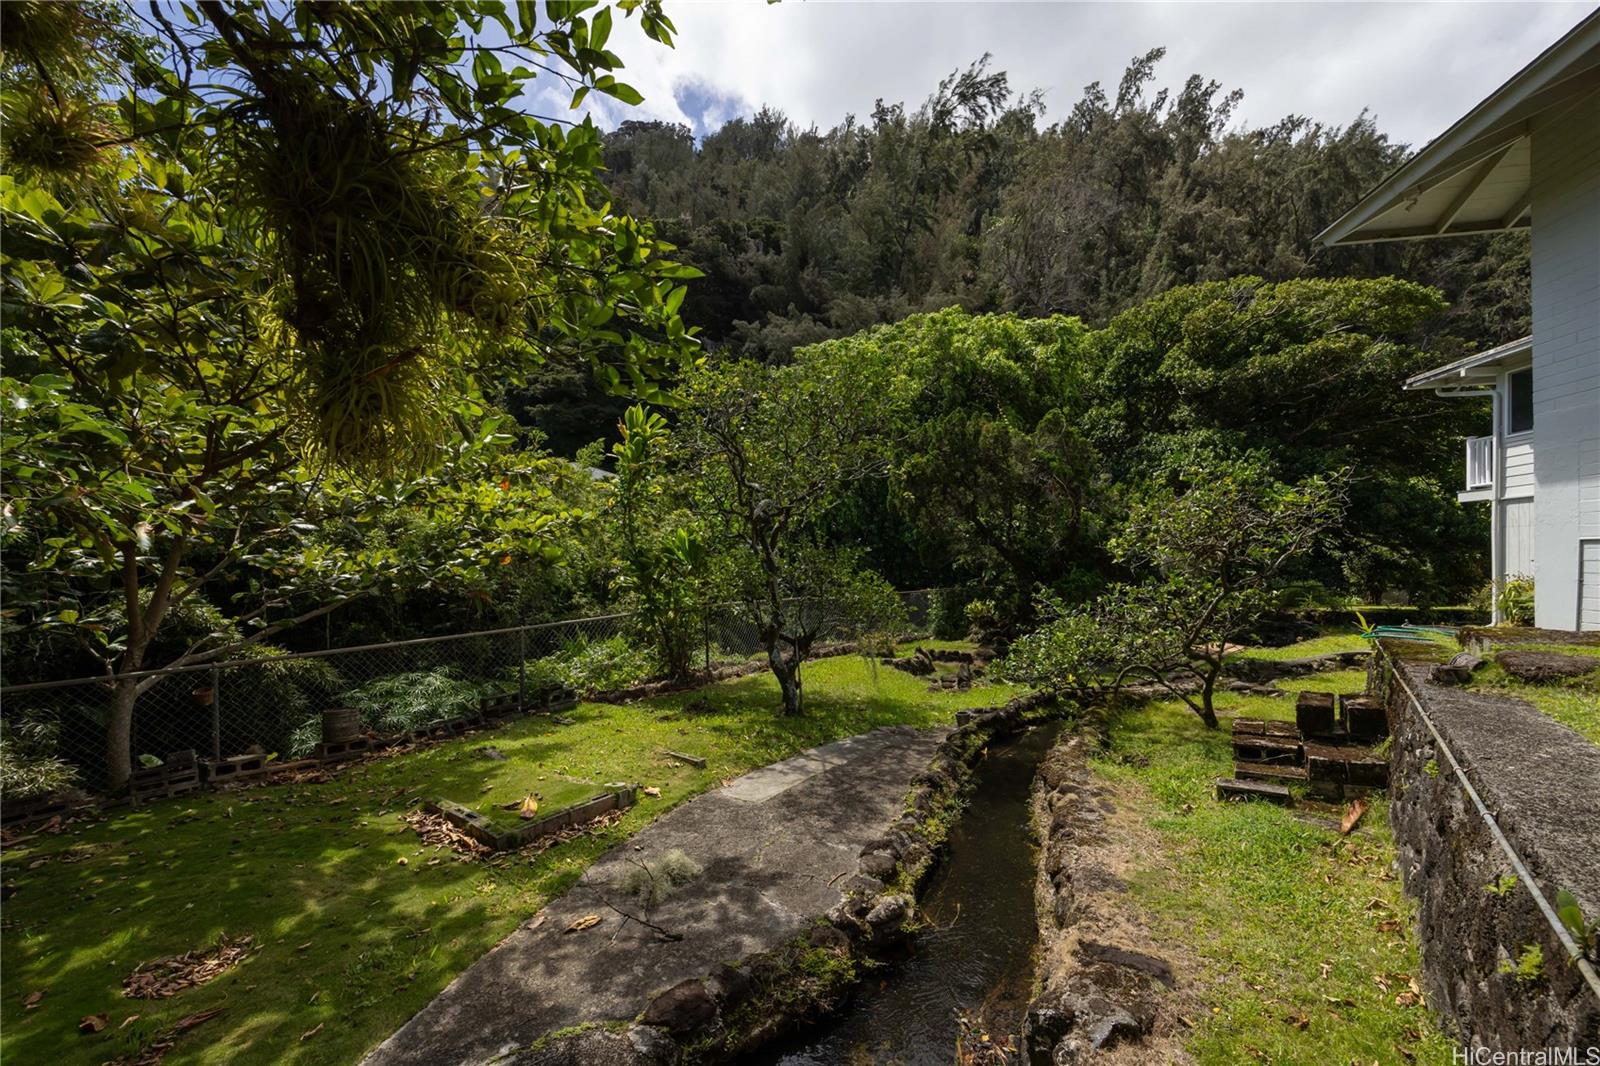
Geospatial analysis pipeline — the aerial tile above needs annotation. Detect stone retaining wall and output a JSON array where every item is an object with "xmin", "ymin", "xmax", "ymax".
[
  {"xmin": 1022, "ymin": 717, "xmax": 1177, "ymax": 1063},
  {"xmin": 1371, "ymin": 644, "xmax": 1600, "ymax": 1052}
]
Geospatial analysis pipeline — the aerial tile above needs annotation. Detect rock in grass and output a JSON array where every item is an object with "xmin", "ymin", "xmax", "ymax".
[{"xmin": 1495, "ymin": 650, "xmax": 1599, "ymax": 683}]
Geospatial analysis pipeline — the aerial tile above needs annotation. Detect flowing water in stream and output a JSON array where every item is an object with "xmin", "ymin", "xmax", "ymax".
[{"xmin": 750, "ymin": 720, "xmax": 1063, "ymax": 1065}]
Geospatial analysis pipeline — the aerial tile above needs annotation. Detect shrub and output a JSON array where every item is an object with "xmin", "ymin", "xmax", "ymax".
[
  {"xmin": 522, "ymin": 634, "xmax": 657, "ymax": 695},
  {"xmin": 0, "ymin": 716, "xmax": 77, "ymax": 799},
  {"xmin": 930, "ymin": 587, "xmax": 976, "ymax": 641},
  {"xmin": 1496, "ymin": 576, "xmax": 1535, "ymax": 627},
  {"xmin": 343, "ymin": 668, "xmax": 493, "ymax": 737}
]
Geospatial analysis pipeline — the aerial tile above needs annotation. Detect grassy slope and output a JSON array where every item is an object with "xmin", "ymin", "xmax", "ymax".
[
  {"xmin": 1097, "ymin": 637, "xmax": 1455, "ymax": 1065},
  {"xmin": 2, "ymin": 650, "xmax": 1019, "ymax": 1066}
]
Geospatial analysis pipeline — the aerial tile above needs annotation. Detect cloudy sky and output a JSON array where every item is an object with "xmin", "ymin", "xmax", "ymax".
[{"xmin": 552, "ymin": 1, "xmax": 1595, "ymax": 149}]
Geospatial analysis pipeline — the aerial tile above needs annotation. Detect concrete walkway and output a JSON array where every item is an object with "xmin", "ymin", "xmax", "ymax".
[{"xmin": 363, "ymin": 725, "xmax": 949, "ymax": 1066}]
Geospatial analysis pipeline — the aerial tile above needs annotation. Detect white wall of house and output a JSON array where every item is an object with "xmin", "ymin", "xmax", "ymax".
[{"xmin": 1529, "ymin": 92, "xmax": 1600, "ymax": 629}]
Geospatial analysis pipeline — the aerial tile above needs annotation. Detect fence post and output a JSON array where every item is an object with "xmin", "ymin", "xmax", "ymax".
[
  {"xmin": 209, "ymin": 663, "xmax": 222, "ymax": 761},
  {"xmin": 517, "ymin": 629, "xmax": 527, "ymax": 708}
]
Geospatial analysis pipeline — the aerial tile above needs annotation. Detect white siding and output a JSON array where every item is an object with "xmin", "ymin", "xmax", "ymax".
[
  {"xmin": 1502, "ymin": 437, "xmax": 1536, "ymax": 498},
  {"xmin": 1505, "ymin": 499, "xmax": 1537, "ymax": 579},
  {"xmin": 1582, "ymin": 540, "xmax": 1600, "ymax": 631},
  {"xmin": 1529, "ymin": 93, "xmax": 1600, "ymax": 630}
]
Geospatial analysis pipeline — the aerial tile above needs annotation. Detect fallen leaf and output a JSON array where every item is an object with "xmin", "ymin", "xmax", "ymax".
[
  {"xmin": 174, "ymin": 1007, "xmax": 224, "ymax": 1030},
  {"xmin": 1376, "ymin": 919, "xmax": 1401, "ymax": 933},
  {"xmin": 23, "ymin": 990, "xmax": 43, "ymax": 1009},
  {"xmin": 1340, "ymin": 799, "xmax": 1368, "ymax": 835},
  {"xmin": 395, "ymin": 856, "xmax": 408, "ymax": 866},
  {"xmin": 1284, "ymin": 1013, "xmax": 1310, "ymax": 1030},
  {"xmin": 301, "ymin": 1023, "xmax": 323, "ymax": 1041},
  {"xmin": 295, "ymin": 942, "xmax": 313, "ymax": 952},
  {"xmin": 120, "ymin": 1014, "xmax": 140, "ymax": 1029},
  {"xmin": 519, "ymin": 795, "xmax": 539, "ymax": 820},
  {"xmin": 79, "ymin": 1013, "xmax": 109, "ymax": 1033},
  {"xmin": 642, "ymin": 787, "xmax": 662, "ymax": 798},
  {"xmin": 563, "ymin": 914, "xmax": 601, "ymax": 934}
]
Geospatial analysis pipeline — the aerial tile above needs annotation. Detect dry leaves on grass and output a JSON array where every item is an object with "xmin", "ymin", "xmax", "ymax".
[
  {"xmin": 401, "ymin": 809, "xmax": 491, "ymax": 858},
  {"xmin": 123, "ymin": 935, "xmax": 255, "ymax": 1000},
  {"xmin": 105, "ymin": 1008, "xmax": 225, "ymax": 1066},
  {"xmin": 79, "ymin": 1013, "xmax": 109, "ymax": 1033}
]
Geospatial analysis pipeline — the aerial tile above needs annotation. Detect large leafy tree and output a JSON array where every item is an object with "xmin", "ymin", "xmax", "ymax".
[
  {"xmin": 809, "ymin": 309, "xmax": 1105, "ymax": 628},
  {"xmin": 0, "ymin": 1, "xmax": 697, "ymax": 787},
  {"xmin": 1084, "ymin": 275, "xmax": 1484, "ymax": 601}
]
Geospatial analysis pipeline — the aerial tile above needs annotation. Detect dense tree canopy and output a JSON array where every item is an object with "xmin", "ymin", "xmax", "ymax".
[{"xmin": 581, "ymin": 48, "xmax": 1527, "ymax": 371}]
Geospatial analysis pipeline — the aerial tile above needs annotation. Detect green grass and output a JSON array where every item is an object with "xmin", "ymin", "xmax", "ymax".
[
  {"xmin": 1462, "ymin": 641, "xmax": 1600, "ymax": 745},
  {"xmin": 1232, "ymin": 626, "xmax": 1371, "ymax": 661},
  {"xmin": 1093, "ymin": 633, "xmax": 1452, "ymax": 1064},
  {"xmin": 1, "ymin": 649, "xmax": 1020, "ymax": 1066}
]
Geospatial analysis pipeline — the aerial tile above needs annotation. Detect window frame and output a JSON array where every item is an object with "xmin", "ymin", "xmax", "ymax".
[{"xmin": 1505, "ymin": 366, "xmax": 1535, "ymax": 438}]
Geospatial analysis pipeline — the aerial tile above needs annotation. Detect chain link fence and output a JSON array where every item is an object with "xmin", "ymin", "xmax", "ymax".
[{"xmin": 1, "ymin": 590, "xmax": 940, "ymax": 794}]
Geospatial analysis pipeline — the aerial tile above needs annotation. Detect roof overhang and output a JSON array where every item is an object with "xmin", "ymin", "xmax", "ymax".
[
  {"xmin": 1319, "ymin": 9, "xmax": 1600, "ymax": 247},
  {"xmin": 1405, "ymin": 335, "xmax": 1532, "ymax": 391}
]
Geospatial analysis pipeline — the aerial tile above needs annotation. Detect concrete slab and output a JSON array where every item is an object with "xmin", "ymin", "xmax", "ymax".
[{"xmin": 363, "ymin": 724, "xmax": 949, "ymax": 1066}]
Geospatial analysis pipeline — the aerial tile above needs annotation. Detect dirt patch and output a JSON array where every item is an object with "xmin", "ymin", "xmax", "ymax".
[
  {"xmin": 1494, "ymin": 649, "xmax": 1599, "ymax": 683},
  {"xmin": 123, "ymin": 936, "xmax": 255, "ymax": 1000}
]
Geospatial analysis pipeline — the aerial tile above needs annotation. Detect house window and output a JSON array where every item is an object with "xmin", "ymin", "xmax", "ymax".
[{"xmin": 1507, "ymin": 368, "xmax": 1534, "ymax": 435}]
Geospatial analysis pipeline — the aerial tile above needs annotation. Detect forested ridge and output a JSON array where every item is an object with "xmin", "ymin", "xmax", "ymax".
[{"xmin": 594, "ymin": 52, "xmax": 1527, "ymax": 361}]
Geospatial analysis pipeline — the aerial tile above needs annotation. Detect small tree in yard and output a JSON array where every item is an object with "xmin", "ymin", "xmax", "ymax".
[
  {"xmin": 677, "ymin": 352, "xmax": 908, "ymax": 715},
  {"xmin": 1006, "ymin": 455, "xmax": 1345, "ymax": 727},
  {"xmin": 610, "ymin": 405, "xmax": 708, "ymax": 678}
]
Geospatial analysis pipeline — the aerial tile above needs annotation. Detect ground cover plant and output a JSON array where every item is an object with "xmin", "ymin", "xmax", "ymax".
[
  {"xmin": 1092, "ymin": 634, "xmax": 1455, "ymax": 1064},
  {"xmin": 0, "ymin": 649, "xmax": 1019, "ymax": 1066}
]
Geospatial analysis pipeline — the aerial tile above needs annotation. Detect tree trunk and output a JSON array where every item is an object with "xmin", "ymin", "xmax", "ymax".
[
  {"xmin": 769, "ymin": 643, "xmax": 804, "ymax": 716},
  {"xmin": 1198, "ymin": 659, "xmax": 1221, "ymax": 729},
  {"xmin": 106, "ymin": 674, "xmax": 140, "ymax": 792}
]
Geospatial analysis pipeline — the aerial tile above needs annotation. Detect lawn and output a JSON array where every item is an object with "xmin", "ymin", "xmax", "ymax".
[
  {"xmin": 1, "ymin": 649, "xmax": 1020, "ymax": 1066},
  {"xmin": 1094, "ymin": 633, "xmax": 1455, "ymax": 1065},
  {"xmin": 1230, "ymin": 625, "xmax": 1371, "ymax": 660}
]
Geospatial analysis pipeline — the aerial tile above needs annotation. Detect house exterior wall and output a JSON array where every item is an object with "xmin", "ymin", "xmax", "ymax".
[
  {"xmin": 1503, "ymin": 499, "xmax": 1537, "ymax": 579},
  {"xmin": 1502, "ymin": 437, "xmax": 1536, "ymax": 498},
  {"xmin": 1529, "ymin": 93, "xmax": 1600, "ymax": 629}
]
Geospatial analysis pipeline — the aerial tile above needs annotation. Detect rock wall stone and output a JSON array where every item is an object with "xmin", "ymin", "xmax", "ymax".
[
  {"xmin": 1023, "ymin": 720, "xmax": 1175, "ymax": 1064},
  {"xmin": 1372, "ymin": 647, "xmax": 1600, "ymax": 1051}
]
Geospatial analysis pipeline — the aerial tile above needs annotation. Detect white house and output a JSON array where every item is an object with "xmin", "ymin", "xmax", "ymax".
[{"xmin": 1319, "ymin": 10, "xmax": 1600, "ymax": 631}]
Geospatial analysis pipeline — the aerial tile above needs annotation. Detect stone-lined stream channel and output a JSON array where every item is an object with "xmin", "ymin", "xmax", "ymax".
[{"xmin": 749, "ymin": 721, "xmax": 1064, "ymax": 1064}]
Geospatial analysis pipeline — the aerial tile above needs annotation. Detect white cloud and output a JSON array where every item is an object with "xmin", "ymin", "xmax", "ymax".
[{"xmin": 565, "ymin": 0, "xmax": 1593, "ymax": 148}]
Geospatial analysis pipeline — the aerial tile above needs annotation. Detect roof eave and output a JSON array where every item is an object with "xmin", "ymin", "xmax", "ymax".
[{"xmin": 1318, "ymin": 9, "xmax": 1600, "ymax": 248}]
